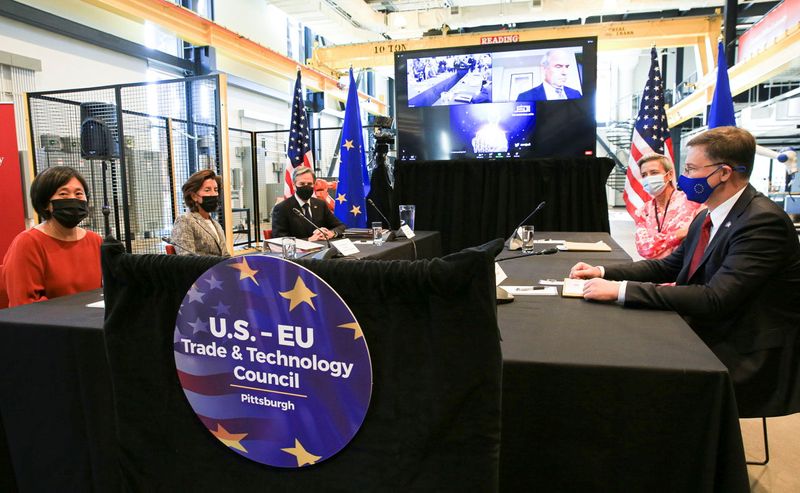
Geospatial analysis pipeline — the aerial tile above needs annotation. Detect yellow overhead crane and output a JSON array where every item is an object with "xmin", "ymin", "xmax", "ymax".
[
  {"xmin": 314, "ymin": 14, "xmax": 800, "ymax": 126},
  {"xmin": 667, "ymin": 22, "xmax": 800, "ymax": 126},
  {"xmin": 312, "ymin": 15, "xmax": 722, "ymax": 78},
  {"xmin": 81, "ymin": 0, "xmax": 387, "ymax": 115},
  {"xmin": 78, "ymin": 0, "xmax": 800, "ymax": 126}
]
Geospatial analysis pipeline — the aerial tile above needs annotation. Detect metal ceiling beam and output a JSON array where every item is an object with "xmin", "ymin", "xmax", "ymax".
[
  {"xmin": 0, "ymin": 0, "xmax": 192, "ymax": 73},
  {"xmin": 667, "ymin": 23, "xmax": 800, "ymax": 126},
  {"xmin": 311, "ymin": 14, "xmax": 722, "ymax": 73},
  {"xmin": 80, "ymin": 0, "xmax": 387, "ymax": 114}
]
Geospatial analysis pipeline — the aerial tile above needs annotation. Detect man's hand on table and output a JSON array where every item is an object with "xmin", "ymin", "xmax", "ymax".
[
  {"xmin": 569, "ymin": 262, "xmax": 621, "ymax": 302},
  {"xmin": 569, "ymin": 262, "xmax": 602, "ymax": 279},
  {"xmin": 582, "ymin": 279, "xmax": 621, "ymax": 301}
]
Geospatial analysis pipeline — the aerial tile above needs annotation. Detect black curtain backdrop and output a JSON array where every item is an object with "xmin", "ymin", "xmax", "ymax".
[
  {"xmin": 394, "ymin": 157, "xmax": 614, "ymax": 254},
  {"xmin": 101, "ymin": 239, "xmax": 503, "ymax": 492}
]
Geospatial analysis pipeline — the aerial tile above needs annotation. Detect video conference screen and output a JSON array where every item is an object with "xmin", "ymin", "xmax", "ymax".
[{"xmin": 394, "ymin": 37, "xmax": 597, "ymax": 161}]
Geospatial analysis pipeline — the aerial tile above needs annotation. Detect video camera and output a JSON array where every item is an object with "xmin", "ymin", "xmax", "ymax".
[{"xmin": 373, "ymin": 115, "xmax": 396, "ymax": 148}]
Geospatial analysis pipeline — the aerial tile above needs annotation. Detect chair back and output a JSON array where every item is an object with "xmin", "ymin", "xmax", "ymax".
[{"xmin": 0, "ymin": 264, "xmax": 7, "ymax": 309}]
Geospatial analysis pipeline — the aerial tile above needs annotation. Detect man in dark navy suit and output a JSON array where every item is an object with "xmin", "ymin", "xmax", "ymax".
[
  {"xmin": 569, "ymin": 126, "xmax": 800, "ymax": 417},
  {"xmin": 272, "ymin": 166, "xmax": 345, "ymax": 241},
  {"xmin": 516, "ymin": 49, "xmax": 582, "ymax": 102}
]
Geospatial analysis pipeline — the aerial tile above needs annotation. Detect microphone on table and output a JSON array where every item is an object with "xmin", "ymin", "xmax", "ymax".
[
  {"xmin": 161, "ymin": 236, "xmax": 197, "ymax": 256},
  {"xmin": 366, "ymin": 198, "xmax": 397, "ymax": 242},
  {"xmin": 291, "ymin": 208, "xmax": 338, "ymax": 260},
  {"xmin": 506, "ymin": 201, "xmax": 546, "ymax": 251},
  {"xmin": 496, "ymin": 247, "xmax": 559, "ymax": 262}
]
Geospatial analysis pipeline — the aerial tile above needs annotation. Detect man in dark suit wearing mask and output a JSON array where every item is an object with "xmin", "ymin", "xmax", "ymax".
[
  {"xmin": 272, "ymin": 166, "xmax": 345, "ymax": 241},
  {"xmin": 569, "ymin": 126, "xmax": 800, "ymax": 417}
]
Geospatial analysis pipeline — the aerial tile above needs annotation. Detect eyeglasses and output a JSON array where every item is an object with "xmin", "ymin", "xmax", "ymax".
[{"xmin": 681, "ymin": 162, "xmax": 727, "ymax": 176}]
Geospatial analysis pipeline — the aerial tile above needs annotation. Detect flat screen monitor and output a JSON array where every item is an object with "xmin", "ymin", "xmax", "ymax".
[{"xmin": 394, "ymin": 37, "xmax": 597, "ymax": 161}]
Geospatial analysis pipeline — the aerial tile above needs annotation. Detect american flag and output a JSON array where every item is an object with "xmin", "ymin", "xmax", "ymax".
[
  {"xmin": 623, "ymin": 47, "xmax": 674, "ymax": 217},
  {"xmin": 284, "ymin": 71, "xmax": 313, "ymax": 198}
]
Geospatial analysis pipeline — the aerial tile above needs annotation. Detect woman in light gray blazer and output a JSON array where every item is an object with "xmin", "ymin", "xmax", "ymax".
[{"xmin": 170, "ymin": 169, "xmax": 230, "ymax": 256}]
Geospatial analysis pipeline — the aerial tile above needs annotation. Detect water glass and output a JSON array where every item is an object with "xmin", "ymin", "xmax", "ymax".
[
  {"xmin": 520, "ymin": 225, "xmax": 535, "ymax": 253},
  {"xmin": 282, "ymin": 236, "xmax": 297, "ymax": 260},
  {"xmin": 372, "ymin": 221, "xmax": 384, "ymax": 246},
  {"xmin": 399, "ymin": 204, "xmax": 416, "ymax": 231}
]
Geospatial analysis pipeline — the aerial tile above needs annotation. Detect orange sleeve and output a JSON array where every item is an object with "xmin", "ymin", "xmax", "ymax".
[{"xmin": 3, "ymin": 232, "xmax": 48, "ymax": 307}]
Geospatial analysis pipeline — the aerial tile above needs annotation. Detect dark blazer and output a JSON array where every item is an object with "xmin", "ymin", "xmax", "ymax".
[
  {"xmin": 604, "ymin": 185, "xmax": 800, "ymax": 417},
  {"xmin": 516, "ymin": 83, "xmax": 582, "ymax": 102},
  {"xmin": 271, "ymin": 196, "xmax": 345, "ymax": 239}
]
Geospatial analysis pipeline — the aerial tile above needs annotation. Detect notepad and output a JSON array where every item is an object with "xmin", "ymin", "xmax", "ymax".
[
  {"xmin": 561, "ymin": 278, "xmax": 586, "ymax": 298},
  {"xmin": 557, "ymin": 241, "xmax": 612, "ymax": 252}
]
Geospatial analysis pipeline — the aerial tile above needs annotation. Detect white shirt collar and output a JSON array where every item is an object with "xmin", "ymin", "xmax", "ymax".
[
  {"xmin": 708, "ymin": 184, "xmax": 747, "ymax": 240},
  {"xmin": 295, "ymin": 194, "xmax": 309, "ymax": 207},
  {"xmin": 542, "ymin": 81, "xmax": 566, "ymax": 100}
]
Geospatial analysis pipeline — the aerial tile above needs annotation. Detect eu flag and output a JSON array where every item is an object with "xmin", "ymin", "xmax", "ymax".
[
  {"xmin": 708, "ymin": 40, "xmax": 736, "ymax": 128},
  {"xmin": 334, "ymin": 68, "xmax": 370, "ymax": 228}
]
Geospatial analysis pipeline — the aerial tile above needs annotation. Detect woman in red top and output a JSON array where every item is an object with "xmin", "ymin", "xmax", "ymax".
[{"xmin": 1, "ymin": 166, "xmax": 102, "ymax": 307}]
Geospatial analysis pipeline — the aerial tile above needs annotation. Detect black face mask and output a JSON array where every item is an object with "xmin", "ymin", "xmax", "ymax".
[
  {"xmin": 50, "ymin": 198, "xmax": 89, "ymax": 229},
  {"xmin": 296, "ymin": 186, "xmax": 314, "ymax": 201},
  {"xmin": 199, "ymin": 195, "xmax": 219, "ymax": 213}
]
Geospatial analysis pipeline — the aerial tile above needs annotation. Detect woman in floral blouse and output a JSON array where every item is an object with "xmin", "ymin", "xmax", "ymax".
[{"xmin": 633, "ymin": 154, "xmax": 704, "ymax": 259}]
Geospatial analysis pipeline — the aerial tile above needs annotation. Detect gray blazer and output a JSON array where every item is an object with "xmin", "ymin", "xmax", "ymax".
[{"xmin": 170, "ymin": 212, "xmax": 230, "ymax": 257}]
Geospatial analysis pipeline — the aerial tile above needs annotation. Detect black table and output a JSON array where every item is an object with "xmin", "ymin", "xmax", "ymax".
[
  {"xmin": 1, "ymin": 231, "xmax": 748, "ymax": 492},
  {"xmin": 348, "ymin": 230, "xmax": 440, "ymax": 260},
  {"xmin": 0, "ymin": 232, "xmax": 441, "ymax": 492},
  {"xmin": 497, "ymin": 232, "xmax": 749, "ymax": 492},
  {"xmin": 0, "ymin": 289, "xmax": 116, "ymax": 492}
]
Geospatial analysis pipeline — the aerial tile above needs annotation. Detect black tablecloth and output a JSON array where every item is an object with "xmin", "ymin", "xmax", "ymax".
[
  {"xmin": 0, "ymin": 231, "xmax": 749, "ymax": 493},
  {"xmin": 264, "ymin": 231, "xmax": 440, "ymax": 261},
  {"xmin": 0, "ymin": 231, "xmax": 465, "ymax": 493},
  {"xmin": 348, "ymin": 231, "xmax": 441, "ymax": 260},
  {"xmin": 0, "ymin": 290, "xmax": 116, "ymax": 492},
  {"xmin": 497, "ymin": 232, "xmax": 749, "ymax": 492},
  {"xmin": 394, "ymin": 157, "xmax": 614, "ymax": 254},
  {"xmin": 101, "ymin": 240, "xmax": 502, "ymax": 491}
]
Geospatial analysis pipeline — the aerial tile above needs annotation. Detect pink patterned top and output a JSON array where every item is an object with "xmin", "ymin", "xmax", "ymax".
[{"xmin": 633, "ymin": 189, "xmax": 704, "ymax": 259}]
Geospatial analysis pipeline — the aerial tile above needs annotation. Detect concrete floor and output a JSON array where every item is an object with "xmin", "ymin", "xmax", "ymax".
[{"xmin": 608, "ymin": 206, "xmax": 800, "ymax": 492}]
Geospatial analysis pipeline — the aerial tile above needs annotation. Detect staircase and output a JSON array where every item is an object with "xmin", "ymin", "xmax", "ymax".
[{"xmin": 597, "ymin": 120, "xmax": 635, "ymax": 193}]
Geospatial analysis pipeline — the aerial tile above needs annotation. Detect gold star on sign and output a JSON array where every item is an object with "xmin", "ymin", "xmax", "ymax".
[
  {"xmin": 350, "ymin": 205, "xmax": 361, "ymax": 216},
  {"xmin": 279, "ymin": 276, "xmax": 317, "ymax": 311},
  {"xmin": 228, "ymin": 257, "xmax": 259, "ymax": 285},
  {"xmin": 338, "ymin": 321, "xmax": 364, "ymax": 340},
  {"xmin": 336, "ymin": 193, "xmax": 347, "ymax": 204},
  {"xmin": 281, "ymin": 438, "xmax": 321, "ymax": 467},
  {"xmin": 343, "ymin": 139, "xmax": 354, "ymax": 150},
  {"xmin": 210, "ymin": 424, "xmax": 248, "ymax": 453}
]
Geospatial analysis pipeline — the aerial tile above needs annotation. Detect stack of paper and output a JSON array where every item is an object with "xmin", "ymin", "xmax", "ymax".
[
  {"xmin": 265, "ymin": 238, "xmax": 324, "ymax": 252},
  {"xmin": 561, "ymin": 278, "xmax": 586, "ymax": 298},
  {"xmin": 557, "ymin": 241, "xmax": 612, "ymax": 252}
]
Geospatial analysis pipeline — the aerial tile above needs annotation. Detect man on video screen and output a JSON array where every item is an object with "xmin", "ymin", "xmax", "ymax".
[{"xmin": 517, "ymin": 49, "xmax": 582, "ymax": 102}]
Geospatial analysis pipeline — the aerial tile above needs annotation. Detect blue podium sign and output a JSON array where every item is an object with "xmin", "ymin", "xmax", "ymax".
[{"xmin": 174, "ymin": 255, "xmax": 372, "ymax": 467}]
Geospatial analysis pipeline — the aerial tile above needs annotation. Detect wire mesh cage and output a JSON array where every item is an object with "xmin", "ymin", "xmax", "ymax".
[{"xmin": 27, "ymin": 75, "xmax": 224, "ymax": 254}]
